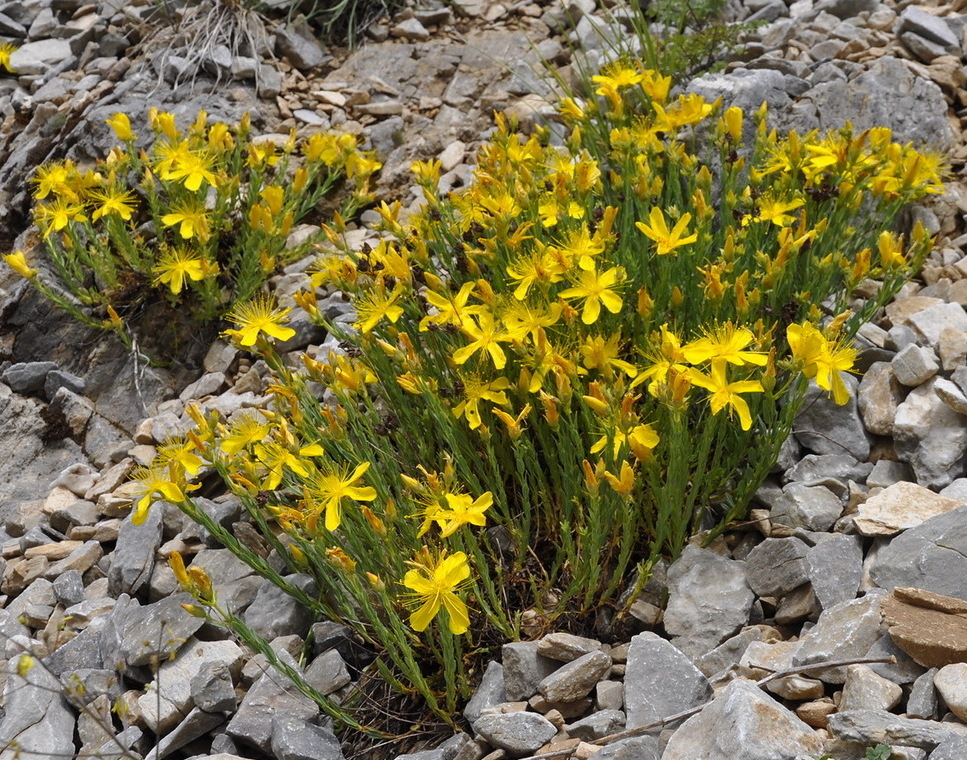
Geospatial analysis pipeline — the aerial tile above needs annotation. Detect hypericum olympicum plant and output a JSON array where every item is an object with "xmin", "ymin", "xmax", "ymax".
[
  {"xmin": 128, "ymin": 61, "xmax": 943, "ymax": 725},
  {"xmin": 5, "ymin": 109, "xmax": 380, "ymax": 362}
]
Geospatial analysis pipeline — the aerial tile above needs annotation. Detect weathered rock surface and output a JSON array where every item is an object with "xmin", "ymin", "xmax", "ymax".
[{"xmin": 660, "ymin": 678, "xmax": 824, "ymax": 760}]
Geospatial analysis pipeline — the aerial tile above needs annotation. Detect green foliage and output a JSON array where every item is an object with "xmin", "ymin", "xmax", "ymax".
[
  {"xmin": 126, "ymin": 57, "xmax": 944, "ymax": 728},
  {"xmin": 8, "ymin": 110, "xmax": 379, "ymax": 363},
  {"xmin": 278, "ymin": 0, "xmax": 406, "ymax": 47},
  {"xmin": 631, "ymin": 0, "xmax": 757, "ymax": 82}
]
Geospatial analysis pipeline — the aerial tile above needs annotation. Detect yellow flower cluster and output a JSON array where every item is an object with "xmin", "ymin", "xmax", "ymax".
[
  {"xmin": 10, "ymin": 110, "xmax": 381, "ymax": 349},
  {"xmin": 125, "ymin": 63, "xmax": 942, "ymax": 710}
]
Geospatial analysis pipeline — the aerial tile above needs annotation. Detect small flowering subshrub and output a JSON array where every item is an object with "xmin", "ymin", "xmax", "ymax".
[
  {"xmin": 4, "ymin": 110, "xmax": 380, "ymax": 362},
  {"xmin": 131, "ymin": 63, "xmax": 942, "ymax": 725}
]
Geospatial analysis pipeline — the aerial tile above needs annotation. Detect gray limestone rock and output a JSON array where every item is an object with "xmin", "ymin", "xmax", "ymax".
[
  {"xmin": 243, "ymin": 573, "xmax": 317, "ymax": 641},
  {"xmin": 117, "ymin": 592, "xmax": 206, "ymax": 667},
  {"xmin": 0, "ymin": 653, "xmax": 77, "ymax": 760},
  {"xmin": 537, "ymin": 632, "xmax": 602, "ymax": 662},
  {"xmin": 1, "ymin": 361, "xmax": 57, "ymax": 394},
  {"xmin": 501, "ymin": 641, "xmax": 558, "ymax": 701},
  {"xmin": 907, "ymin": 668, "xmax": 939, "ymax": 720},
  {"xmin": 814, "ymin": 0, "xmax": 878, "ymax": 18},
  {"xmin": 929, "ymin": 735, "xmax": 967, "ymax": 760},
  {"xmin": 794, "ymin": 375, "xmax": 870, "ymax": 461},
  {"xmin": 687, "ymin": 68, "xmax": 794, "ymax": 146},
  {"xmin": 464, "ymin": 661, "xmax": 506, "ymax": 724},
  {"xmin": 694, "ymin": 627, "xmax": 764, "ymax": 679},
  {"xmin": 44, "ymin": 369, "xmax": 85, "ymax": 400},
  {"xmin": 826, "ymin": 709, "xmax": 967, "ymax": 750},
  {"xmin": 139, "ymin": 638, "xmax": 245, "ymax": 734},
  {"xmin": 745, "ymin": 537, "xmax": 810, "ymax": 598},
  {"xmin": 108, "ymin": 502, "xmax": 163, "ymax": 597},
  {"xmin": 472, "ymin": 712, "xmax": 557, "ymax": 755},
  {"xmin": 784, "ymin": 453, "xmax": 872, "ymax": 487},
  {"xmin": 768, "ymin": 482, "xmax": 843, "ymax": 533},
  {"xmin": 271, "ymin": 715, "xmax": 344, "ymax": 760},
  {"xmin": 897, "ymin": 7, "xmax": 960, "ymax": 54},
  {"xmin": 858, "ymin": 362, "xmax": 903, "ymax": 436},
  {"xmin": 793, "ymin": 593, "xmax": 886, "ymax": 683},
  {"xmin": 304, "ymin": 649, "xmax": 352, "ymax": 697},
  {"xmin": 935, "ymin": 378, "xmax": 967, "ymax": 416},
  {"xmin": 538, "ymin": 650, "xmax": 612, "ymax": 703},
  {"xmin": 275, "ymin": 22, "xmax": 327, "ymax": 70},
  {"xmin": 152, "ymin": 707, "xmax": 228, "ymax": 759},
  {"xmin": 660, "ymin": 677, "xmax": 824, "ymax": 760},
  {"xmin": 565, "ymin": 709, "xmax": 625, "ymax": 740},
  {"xmin": 933, "ymin": 663, "xmax": 967, "ymax": 722},
  {"xmin": 869, "ymin": 506, "xmax": 967, "ymax": 600},
  {"xmin": 893, "ymin": 344, "xmax": 940, "ymax": 387},
  {"xmin": 807, "ymin": 534, "xmax": 863, "ymax": 610},
  {"xmin": 792, "ymin": 56, "xmax": 953, "ymax": 152},
  {"xmin": 588, "ymin": 735, "xmax": 659, "ymax": 760},
  {"xmin": 624, "ymin": 632, "xmax": 712, "ymax": 730},
  {"xmin": 840, "ymin": 664, "xmax": 902, "ymax": 711},
  {"xmin": 226, "ymin": 650, "xmax": 319, "ymax": 754},
  {"xmin": 0, "ymin": 395, "xmax": 88, "ymax": 524},
  {"xmin": 52, "ymin": 569, "xmax": 85, "ymax": 606},
  {"xmin": 42, "ymin": 613, "xmax": 110, "ymax": 676},
  {"xmin": 894, "ymin": 379, "xmax": 967, "ymax": 489},
  {"xmin": 191, "ymin": 660, "xmax": 237, "ymax": 713},
  {"xmin": 908, "ymin": 303, "xmax": 967, "ymax": 347},
  {"xmin": 663, "ymin": 545, "xmax": 754, "ymax": 658}
]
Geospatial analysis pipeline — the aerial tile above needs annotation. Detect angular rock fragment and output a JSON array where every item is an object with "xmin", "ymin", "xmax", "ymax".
[
  {"xmin": 660, "ymin": 678, "xmax": 823, "ymax": 760},
  {"xmin": 882, "ymin": 587, "xmax": 967, "ymax": 668},
  {"xmin": 624, "ymin": 632, "xmax": 711, "ymax": 730}
]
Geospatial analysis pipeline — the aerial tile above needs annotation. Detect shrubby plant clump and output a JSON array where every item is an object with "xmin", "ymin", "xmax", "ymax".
[
  {"xmin": 6, "ymin": 110, "xmax": 379, "ymax": 361},
  {"xmin": 4, "ymin": 57, "xmax": 944, "ymax": 730}
]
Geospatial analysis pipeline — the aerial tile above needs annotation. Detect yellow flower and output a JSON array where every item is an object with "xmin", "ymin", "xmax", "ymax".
[
  {"xmin": 580, "ymin": 335, "xmax": 638, "ymax": 380},
  {"xmin": 433, "ymin": 491, "xmax": 492, "ymax": 537},
  {"xmin": 786, "ymin": 323, "xmax": 857, "ymax": 405},
  {"xmin": 742, "ymin": 195, "xmax": 805, "ymax": 227},
  {"xmin": 253, "ymin": 442, "xmax": 311, "ymax": 490},
  {"xmin": 304, "ymin": 462, "xmax": 377, "ymax": 532},
  {"xmin": 106, "ymin": 113, "xmax": 134, "ymax": 141},
  {"xmin": 635, "ymin": 207, "xmax": 698, "ymax": 256},
  {"xmin": 163, "ymin": 149, "xmax": 220, "ymax": 192},
  {"xmin": 558, "ymin": 266, "xmax": 625, "ymax": 325},
  {"xmin": 3, "ymin": 251, "xmax": 37, "ymax": 279},
  {"xmin": 402, "ymin": 550, "xmax": 471, "ymax": 634},
  {"xmin": 602, "ymin": 461, "xmax": 636, "ymax": 496},
  {"xmin": 687, "ymin": 361, "xmax": 764, "ymax": 431},
  {"xmin": 452, "ymin": 312, "xmax": 510, "ymax": 370},
  {"xmin": 722, "ymin": 106, "xmax": 743, "ymax": 141},
  {"xmin": 90, "ymin": 187, "xmax": 138, "ymax": 222},
  {"xmin": 506, "ymin": 246, "xmax": 568, "ymax": 300},
  {"xmin": 221, "ymin": 414, "xmax": 272, "ymax": 455},
  {"xmin": 592, "ymin": 64, "xmax": 644, "ymax": 98},
  {"xmin": 682, "ymin": 323, "xmax": 768, "ymax": 367},
  {"xmin": 32, "ymin": 162, "xmax": 75, "ymax": 201},
  {"xmin": 420, "ymin": 282, "xmax": 485, "ymax": 330},
  {"xmin": 161, "ymin": 199, "xmax": 211, "ymax": 241},
  {"xmin": 0, "ymin": 43, "xmax": 17, "ymax": 74},
  {"xmin": 354, "ymin": 284, "xmax": 404, "ymax": 334},
  {"xmin": 223, "ymin": 296, "xmax": 297, "ymax": 346},
  {"xmin": 153, "ymin": 248, "xmax": 208, "ymax": 295},
  {"xmin": 130, "ymin": 463, "xmax": 197, "ymax": 524},
  {"xmin": 35, "ymin": 198, "xmax": 87, "ymax": 237},
  {"xmin": 452, "ymin": 375, "xmax": 511, "ymax": 430},
  {"xmin": 156, "ymin": 439, "xmax": 204, "ymax": 477},
  {"xmin": 149, "ymin": 108, "xmax": 179, "ymax": 140}
]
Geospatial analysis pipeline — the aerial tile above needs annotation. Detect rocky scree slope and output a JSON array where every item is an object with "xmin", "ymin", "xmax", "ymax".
[{"xmin": 5, "ymin": 0, "xmax": 967, "ymax": 759}]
